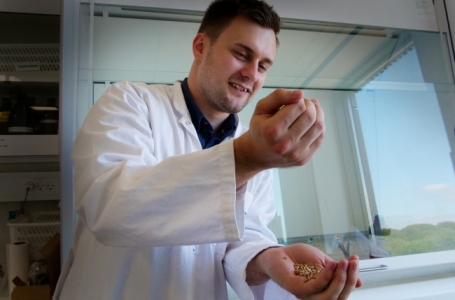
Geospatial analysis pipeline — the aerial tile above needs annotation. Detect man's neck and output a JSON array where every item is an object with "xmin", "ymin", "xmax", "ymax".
[{"xmin": 185, "ymin": 77, "xmax": 229, "ymax": 133}]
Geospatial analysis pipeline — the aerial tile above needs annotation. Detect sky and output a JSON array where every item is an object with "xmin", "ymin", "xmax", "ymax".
[{"xmin": 356, "ymin": 48, "xmax": 455, "ymax": 229}]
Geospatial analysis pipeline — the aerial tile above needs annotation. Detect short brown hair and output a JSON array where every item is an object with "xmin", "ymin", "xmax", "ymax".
[{"xmin": 198, "ymin": 0, "xmax": 281, "ymax": 44}]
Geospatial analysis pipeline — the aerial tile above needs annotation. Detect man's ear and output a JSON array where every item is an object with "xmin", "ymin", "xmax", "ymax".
[{"xmin": 192, "ymin": 33, "xmax": 208, "ymax": 60}]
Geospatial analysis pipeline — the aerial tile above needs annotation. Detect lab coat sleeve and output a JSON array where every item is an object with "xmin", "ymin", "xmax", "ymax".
[
  {"xmin": 223, "ymin": 169, "xmax": 295, "ymax": 300},
  {"xmin": 71, "ymin": 82, "xmax": 244, "ymax": 247}
]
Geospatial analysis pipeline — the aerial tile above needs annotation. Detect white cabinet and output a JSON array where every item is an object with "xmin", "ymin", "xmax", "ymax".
[
  {"xmin": 0, "ymin": 12, "xmax": 60, "ymax": 161},
  {"xmin": 0, "ymin": 0, "xmax": 60, "ymax": 15},
  {"xmin": 0, "ymin": 8, "xmax": 61, "ymax": 298}
]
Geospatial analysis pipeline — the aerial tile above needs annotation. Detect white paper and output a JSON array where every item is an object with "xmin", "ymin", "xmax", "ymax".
[{"xmin": 6, "ymin": 242, "xmax": 29, "ymax": 297}]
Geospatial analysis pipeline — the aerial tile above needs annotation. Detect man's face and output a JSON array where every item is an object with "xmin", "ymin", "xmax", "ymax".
[{"xmin": 196, "ymin": 16, "xmax": 277, "ymax": 115}]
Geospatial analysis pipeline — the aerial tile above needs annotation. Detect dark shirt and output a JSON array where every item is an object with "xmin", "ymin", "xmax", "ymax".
[{"xmin": 181, "ymin": 78, "xmax": 237, "ymax": 149}]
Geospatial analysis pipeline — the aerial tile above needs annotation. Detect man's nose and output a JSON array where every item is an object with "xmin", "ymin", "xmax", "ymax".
[{"xmin": 240, "ymin": 61, "xmax": 259, "ymax": 82}]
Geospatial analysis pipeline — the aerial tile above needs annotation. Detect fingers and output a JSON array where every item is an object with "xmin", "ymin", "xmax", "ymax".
[
  {"xmin": 308, "ymin": 261, "xmax": 337, "ymax": 291},
  {"xmin": 322, "ymin": 256, "xmax": 360, "ymax": 300},
  {"xmin": 268, "ymin": 97, "xmax": 325, "ymax": 165},
  {"xmin": 338, "ymin": 256, "xmax": 360, "ymax": 299},
  {"xmin": 299, "ymin": 99, "xmax": 325, "ymax": 142},
  {"xmin": 291, "ymin": 98, "xmax": 325, "ymax": 157},
  {"xmin": 260, "ymin": 245, "xmax": 360, "ymax": 300},
  {"xmin": 262, "ymin": 245, "xmax": 360, "ymax": 300},
  {"xmin": 269, "ymin": 99, "xmax": 307, "ymax": 133},
  {"xmin": 242, "ymin": 88, "xmax": 325, "ymax": 171},
  {"xmin": 323, "ymin": 259, "xmax": 349, "ymax": 297},
  {"xmin": 291, "ymin": 260, "xmax": 340, "ymax": 299},
  {"xmin": 254, "ymin": 88, "xmax": 304, "ymax": 116}
]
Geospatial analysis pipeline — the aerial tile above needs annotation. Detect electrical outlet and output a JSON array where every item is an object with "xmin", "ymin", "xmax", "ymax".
[
  {"xmin": 30, "ymin": 177, "xmax": 59, "ymax": 195},
  {"xmin": 45, "ymin": 180, "xmax": 57, "ymax": 191},
  {"xmin": 0, "ymin": 172, "xmax": 60, "ymax": 202},
  {"xmin": 36, "ymin": 182, "xmax": 46, "ymax": 191}
]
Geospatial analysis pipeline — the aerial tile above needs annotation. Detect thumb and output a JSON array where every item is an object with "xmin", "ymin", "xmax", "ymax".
[{"xmin": 254, "ymin": 88, "xmax": 304, "ymax": 115}]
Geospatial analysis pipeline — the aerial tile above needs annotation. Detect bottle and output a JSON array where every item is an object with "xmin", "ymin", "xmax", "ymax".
[
  {"xmin": 39, "ymin": 97, "xmax": 59, "ymax": 134},
  {"xmin": 7, "ymin": 93, "xmax": 34, "ymax": 135},
  {"xmin": 0, "ymin": 98, "xmax": 12, "ymax": 135}
]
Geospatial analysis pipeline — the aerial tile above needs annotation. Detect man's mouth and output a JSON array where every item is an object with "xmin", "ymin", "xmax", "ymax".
[{"xmin": 229, "ymin": 82, "xmax": 251, "ymax": 93}]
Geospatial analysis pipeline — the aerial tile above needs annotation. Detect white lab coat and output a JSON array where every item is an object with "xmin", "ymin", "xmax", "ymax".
[{"xmin": 54, "ymin": 81, "xmax": 295, "ymax": 300}]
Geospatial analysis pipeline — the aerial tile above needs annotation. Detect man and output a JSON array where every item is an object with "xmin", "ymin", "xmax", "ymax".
[{"xmin": 55, "ymin": 0, "xmax": 361, "ymax": 299}]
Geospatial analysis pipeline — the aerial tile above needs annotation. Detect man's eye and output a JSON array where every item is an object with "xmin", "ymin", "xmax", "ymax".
[
  {"xmin": 236, "ymin": 52, "xmax": 247, "ymax": 59},
  {"xmin": 259, "ymin": 65, "xmax": 268, "ymax": 72}
]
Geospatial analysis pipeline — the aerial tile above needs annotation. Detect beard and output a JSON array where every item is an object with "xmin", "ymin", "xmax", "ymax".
[
  {"xmin": 199, "ymin": 82, "xmax": 251, "ymax": 114},
  {"xmin": 197, "ymin": 49, "xmax": 254, "ymax": 114}
]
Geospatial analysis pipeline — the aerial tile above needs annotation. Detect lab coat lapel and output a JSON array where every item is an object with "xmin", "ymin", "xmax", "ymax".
[{"xmin": 171, "ymin": 80, "xmax": 200, "ymax": 144}]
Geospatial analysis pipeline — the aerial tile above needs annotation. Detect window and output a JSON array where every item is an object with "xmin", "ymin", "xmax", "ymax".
[{"xmin": 236, "ymin": 17, "xmax": 455, "ymax": 287}]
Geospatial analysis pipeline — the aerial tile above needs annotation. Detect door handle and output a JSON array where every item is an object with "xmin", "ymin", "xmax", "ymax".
[{"xmin": 359, "ymin": 264, "xmax": 388, "ymax": 272}]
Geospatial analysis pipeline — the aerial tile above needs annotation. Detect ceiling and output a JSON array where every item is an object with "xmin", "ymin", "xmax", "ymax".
[{"xmin": 87, "ymin": 4, "xmax": 413, "ymax": 91}]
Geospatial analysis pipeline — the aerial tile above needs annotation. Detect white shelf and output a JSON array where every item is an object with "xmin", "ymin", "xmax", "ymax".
[
  {"xmin": 0, "ymin": 71, "xmax": 59, "ymax": 83},
  {"xmin": 0, "ymin": 44, "xmax": 59, "ymax": 84},
  {"xmin": 0, "ymin": 135, "xmax": 58, "ymax": 156}
]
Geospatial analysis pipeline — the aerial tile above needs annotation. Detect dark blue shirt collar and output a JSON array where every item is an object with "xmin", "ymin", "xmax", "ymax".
[{"xmin": 181, "ymin": 78, "xmax": 237, "ymax": 149}]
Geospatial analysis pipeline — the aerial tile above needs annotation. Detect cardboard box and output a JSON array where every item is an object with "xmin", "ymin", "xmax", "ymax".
[
  {"xmin": 11, "ymin": 285, "xmax": 50, "ymax": 300},
  {"xmin": 10, "ymin": 233, "xmax": 60, "ymax": 300},
  {"xmin": 39, "ymin": 232, "xmax": 60, "ymax": 295}
]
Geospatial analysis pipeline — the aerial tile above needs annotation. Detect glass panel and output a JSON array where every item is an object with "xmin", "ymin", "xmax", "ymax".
[
  {"xmin": 79, "ymin": 4, "xmax": 455, "ymax": 262},
  {"xmin": 355, "ymin": 48, "xmax": 455, "ymax": 257},
  {"xmin": 267, "ymin": 29, "xmax": 455, "ymax": 261},
  {"xmin": 240, "ymin": 29, "xmax": 455, "ymax": 260}
]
